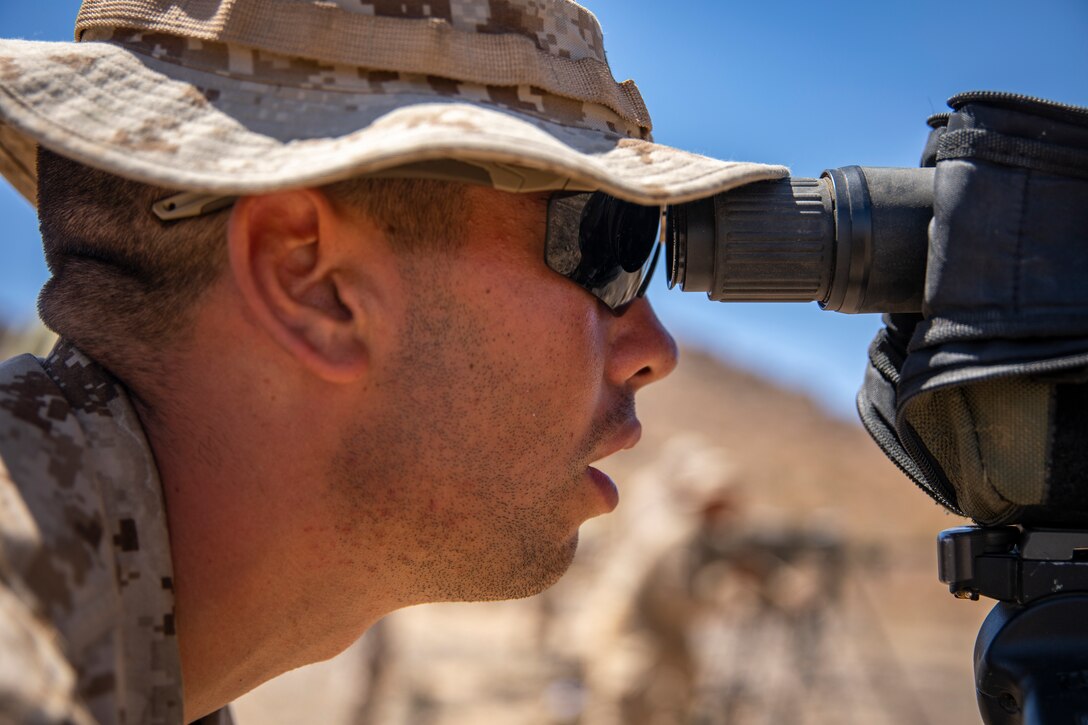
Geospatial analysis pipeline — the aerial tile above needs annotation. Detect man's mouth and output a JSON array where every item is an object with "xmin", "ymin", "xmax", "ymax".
[
  {"xmin": 592, "ymin": 421, "xmax": 643, "ymax": 463},
  {"xmin": 583, "ymin": 421, "xmax": 641, "ymax": 513}
]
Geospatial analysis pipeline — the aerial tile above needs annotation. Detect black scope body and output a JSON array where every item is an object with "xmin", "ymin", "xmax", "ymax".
[{"xmin": 665, "ymin": 166, "xmax": 935, "ymax": 314}]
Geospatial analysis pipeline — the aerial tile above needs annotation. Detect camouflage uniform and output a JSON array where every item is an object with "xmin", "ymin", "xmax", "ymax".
[{"xmin": 0, "ymin": 341, "xmax": 232, "ymax": 725}]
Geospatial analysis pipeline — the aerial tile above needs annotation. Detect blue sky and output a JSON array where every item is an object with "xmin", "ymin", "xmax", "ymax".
[{"xmin": 2, "ymin": 1, "xmax": 1086, "ymax": 417}]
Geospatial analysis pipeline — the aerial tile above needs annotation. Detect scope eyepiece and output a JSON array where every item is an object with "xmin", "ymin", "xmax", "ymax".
[{"xmin": 666, "ymin": 166, "xmax": 935, "ymax": 314}]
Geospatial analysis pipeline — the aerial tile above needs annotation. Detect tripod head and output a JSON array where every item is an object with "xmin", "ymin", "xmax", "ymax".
[{"xmin": 940, "ymin": 527, "xmax": 1088, "ymax": 723}]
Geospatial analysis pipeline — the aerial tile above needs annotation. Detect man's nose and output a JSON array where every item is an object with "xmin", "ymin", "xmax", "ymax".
[{"xmin": 607, "ymin": 297, "xmax": 679, "ymax": 391}]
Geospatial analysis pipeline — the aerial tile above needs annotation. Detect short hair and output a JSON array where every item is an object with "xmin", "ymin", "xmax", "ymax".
[{"xmin": 35, "ymin": 149, "xmax": 466, "ymax": 381}]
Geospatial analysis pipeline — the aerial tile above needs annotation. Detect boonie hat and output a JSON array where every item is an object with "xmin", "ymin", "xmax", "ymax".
[{"xmin": 0, "ymin": 0, "xmax": 788, "ymax": 207}]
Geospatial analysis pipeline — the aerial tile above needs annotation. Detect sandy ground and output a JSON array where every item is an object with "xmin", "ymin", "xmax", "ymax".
[{"xmin": 233, "ymin": 348, "xmax": 992, "ymax": 724}]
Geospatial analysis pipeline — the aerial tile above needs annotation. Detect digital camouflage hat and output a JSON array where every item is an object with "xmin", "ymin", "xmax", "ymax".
[{"xmin": 0, "ymin": 0, "xmax": 788, "ymax": 207}]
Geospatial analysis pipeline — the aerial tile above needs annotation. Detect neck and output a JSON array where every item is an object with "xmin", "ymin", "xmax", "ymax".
[{"xmin": 135, "ymin": 362, "xmax": 390, "ymax": 721}]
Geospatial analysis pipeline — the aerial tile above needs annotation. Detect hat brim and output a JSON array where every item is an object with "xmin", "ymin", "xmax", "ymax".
[{"xmin": 0, "ymin": 38, "xmax": 788, "ymax": 206}]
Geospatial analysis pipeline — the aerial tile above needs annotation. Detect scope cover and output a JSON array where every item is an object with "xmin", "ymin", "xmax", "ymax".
[{"xmin": 858, "ymin": 92, "xmax": 1088, "ymax": 526}]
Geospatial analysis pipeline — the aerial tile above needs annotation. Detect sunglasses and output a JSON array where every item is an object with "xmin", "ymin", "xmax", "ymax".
[
  {"xmin": 154, "ymin": 189, "xmax": 662, "ymax": 310},
  {"xmin": 544, "ymin": 191, "xmax": 662, "ymax": 310}
]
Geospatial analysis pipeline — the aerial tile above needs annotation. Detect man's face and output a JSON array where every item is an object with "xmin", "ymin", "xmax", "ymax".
[{"xmin": 329, "ymin": 186, "xmax": 677, "ymax": 604}]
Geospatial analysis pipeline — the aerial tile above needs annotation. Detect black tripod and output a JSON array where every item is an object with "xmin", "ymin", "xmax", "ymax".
[{"xmin": 939, "ymin": 526, "xmax": 1088, "ymax": 724}]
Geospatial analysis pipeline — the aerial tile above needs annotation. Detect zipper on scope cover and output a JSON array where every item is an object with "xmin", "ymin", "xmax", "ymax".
[
  {"xmin": 898, "ymin": 421, "xmax": 964, "ymax": 516},
  {"xmin": 857, "ymin": 399, "xmax": 963, "ymax": 515},
  {"xmin": 859, "ymin": 333, "xmax": 964, "ymax": 516}
]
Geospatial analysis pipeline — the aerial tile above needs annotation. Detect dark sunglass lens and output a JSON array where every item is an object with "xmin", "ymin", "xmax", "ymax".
[
  {"xmin": 577, "ymin": 194, "xmax": 658, "ymax": 275},
  {"xmin": 608, "ymin": 200, "xmax": 659, "ymax": 273},
  {"xmin": 545, "ymin": 191, "xmax": 661, "ymax": 309},
  {"xmin": 574, "ymin": 194, "xmax": 619, "ymax": 288}
]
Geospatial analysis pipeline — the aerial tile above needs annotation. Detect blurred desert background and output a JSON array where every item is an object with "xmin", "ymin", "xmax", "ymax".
[{"xmin": 0, "ymin": 321, "xmax": 990, "ymax": 724}]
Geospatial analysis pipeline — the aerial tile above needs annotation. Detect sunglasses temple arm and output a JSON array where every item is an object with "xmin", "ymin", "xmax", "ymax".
[{"xmin": 152, "ymin": 192, "xmax": 237, "ymax": 221}]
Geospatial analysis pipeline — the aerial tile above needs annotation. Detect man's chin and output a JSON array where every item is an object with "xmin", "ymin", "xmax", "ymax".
[
  {"xmin": 437, "ymin": 530, "xmax": 581, "ymax": 604},
  {"xmin": 516, "ymin": 530, "xmax": 580, "ymax": 599}
]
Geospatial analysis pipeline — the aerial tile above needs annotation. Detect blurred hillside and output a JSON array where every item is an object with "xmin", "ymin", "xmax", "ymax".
[
  {"xmin": 232, "ymin": 347, "xmax": 990, "ymax": 725},
  {"xmin": 0, "ymin": 318, "xmax": 56, "ymax": 359}
]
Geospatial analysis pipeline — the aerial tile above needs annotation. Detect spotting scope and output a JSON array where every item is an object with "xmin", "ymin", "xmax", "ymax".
[{"xmin": 668, "ymin": 90, "xmax": 1088, "ymax": 725}]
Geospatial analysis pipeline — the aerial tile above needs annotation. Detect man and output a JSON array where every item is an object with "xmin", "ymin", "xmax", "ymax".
[{"xmin": 0, "ymin": 1, "xmax": 787, "ymax": 722}]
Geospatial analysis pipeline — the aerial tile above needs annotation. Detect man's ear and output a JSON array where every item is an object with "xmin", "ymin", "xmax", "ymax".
[{"xmin": 227, "ymin": 189, "xmax": 368, "ymax": 383}]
